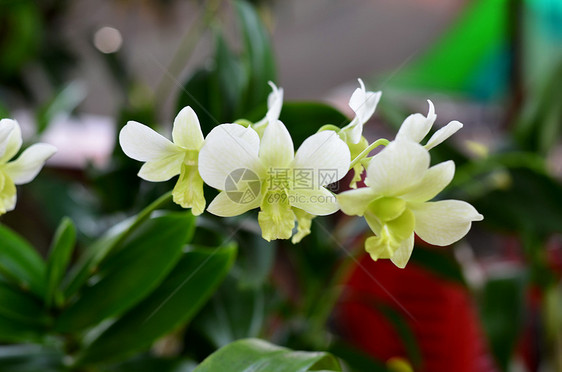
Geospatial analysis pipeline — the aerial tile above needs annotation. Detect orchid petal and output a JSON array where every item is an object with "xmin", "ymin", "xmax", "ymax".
[
  {"xmin": 346, "ymin": 79, "xmax": 381, "ymax": 143},
  {"xmin": 137, "ymin": 153, "xmax": 184, "ymax": 182},
  {"xmin": 4, "ymin": 143, "xmax": 57, "ymax": 185},
  {"xmin": 119, "ymin": 121, "xmax": 181, "ymax": 162},
  {"xmin": 0, "ymin": 119, "xmax": 22, "ymax": 163},
  {"xmin": 0, "ymin": 176, "xmax": 16, "ymax": 215},
  {"xmin": 292, "ymin": 208, "xmax": 314, "ymax": 244},
  {"xmin": 172, "ymin": 164, "xmax": 206, "ymax": 216},
  {"xmin": 172, "ymin": 106, "xmax": 204, "ymax": 150},
  {"xmin": 400, "ymin": 160, "xmax": 455, "ymax": 202},
  {"xmin": 411, "ymin": 200, "xmax": 483, "ymax": 246},
  {"xmin": 336, "ymin": 187, "xmax": 377, "ymax": 216},
  {"xmin": 266, "ymin": 82, "xmax": 284, "ymax": 125},
  {"xmin": 365, "ymin": 140, "xmax": 429, "ymax": 196},
  {"xmin": 207, "ymin": 190, "xmax": 260, "ymax": 217},
  {"xmin": 396, "ymin": 100, "xmax": 436, "ymax": 143},
  {"xmin": 425, "ymin": 120, "xmax": 463, "ymax": 150},
  {"xmin": 0, "ymin": 119, "xmax": 16, "ymax": 160},
  {"xmin": 258, "ymin": 197, "xmax": 295, "ymax": 241},
  {"xmin": 198, "ymin": 124, "xmax": 262, "ymax": 190},
  {"xmin": 293, "ymin": 131, "xmax": 350, "ymax": 186},
  {"xmin": 390, "ymin": 233, "xmax": 415, "ymax": 269},
  {"xmin": 288, "ymin": 187, "xmax": 339, "ymax": 215},
  {"xmin": 259, "ymin": 120, "xmax": 294, "ymax": 168}
]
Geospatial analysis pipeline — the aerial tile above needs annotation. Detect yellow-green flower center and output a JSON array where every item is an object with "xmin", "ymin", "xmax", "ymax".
[
  {"xmin": 0, "ymin": 169, "xmax": 16, "ymax": 215},
  {"xmin": 172, "ymin": 150, "xmax": 205, "ymax": 215},
  {"xmin": 258, "ymin": 167, "xmax": 296, "ymax": 241},
  {"xmin": 365, "ymin": 197, "xmax": 415, "ymax": 261}
]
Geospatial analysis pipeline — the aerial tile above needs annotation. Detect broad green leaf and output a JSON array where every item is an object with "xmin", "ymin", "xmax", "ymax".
[
  {"xmin": 77, "ymin": 244, "xmax": 236, "ymax": 365},
  {"xmin": 468, "ymin": 167, "xmax": 562, "ymax": 237},
  {"xmin": 227, "ymin": 227, "xmax": 274, "ymax": 288},
  {"xmin": 193, "ymin": 338, "xmax": 342, "ymax": 372},
  {"xmin": 0, "ymin": 344, "xmax": 63, "ymax": 372},
  {"xmin": 0, "ymin": 1, "xmax": 41, "ymax": 77},
  {"xmin": 28, "ymin": 173, "xmax": 101, "ymax": 242},
  {"xmin": 328, "ymin": 342, "xmax": 387, "ymax": 372},
  {"xmin": 176, "ymin": 68, "xmax": 219, "ymax": 134},
  {"xmin": 0, "ymin": 282, "xmax": 49, "ymax": 325},
  {"xmin": 45, "ymin": 218, "xmax": 76, "ymax": 307},
  {"xmin": 479, "ymin": 274, "xmax": 525, "ymax": 372},
  {"xmin": 235, "ymin": 0, "xmax": 276, "ymax": 109},
  {"xmin": 55, "ymin": 211, "xmax": 195, "ymax": 332},
  {"xmin": 195, "ymin": 277, "xmax": 265, "ymax": 348},
  {"xmin": 214, "ymin": 30, "xmax": 248, "ymax": 119},
  {"xmin": 409, "ymin": 246, "xmax": 465, "ymax": 285},
  {"xmin": 36, "ymin": 81, "xmax": 86, "ymax": 133},
  {"xmin": 0, "ymin": 314, "xmax": 44, "ymax": 343},
  {"xmin": 63, "ymin": 191, "xmax": 172, "ymax": 297},
  {"xmin": 0, "ymin": 225, "xmax": 45, "ymax": 297},
  {"xmin": 101, "ymin": 355, "xmax": 197, "ymax": 372},
  {"xmin": 515, "ymin": 61, "xmax": 562, "ymax": 154}
]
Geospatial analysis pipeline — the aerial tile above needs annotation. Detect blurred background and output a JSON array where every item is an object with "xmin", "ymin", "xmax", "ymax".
[{"xmin": 2, "ymin": 0, "xmax": 562, "ymax": 371}]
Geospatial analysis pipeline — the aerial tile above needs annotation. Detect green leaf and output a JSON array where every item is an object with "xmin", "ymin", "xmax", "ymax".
[
  {"xmin": 176, "ymin": 68, "xmax": 219, "ymax": 134},
  {"xmin": 45, "ymin": 218, "xmax": 76, "ymax": 307},
  {"xmin": 479, "ymin": 274, "xmax": 525, "ymax": 372},
  {"xmin": 195, "ymin": 277, "xmax": 265, "ymax": 348},
  {"xmin": 193, "ymin": 338, "xmax": 342, "ymax": 372},
  {"xmin": 55, "ymin": 211, "xmax": 195, "ymax": 332},
  {"xmin": 0, "ymin": 1, "xmax": 41, "ymax": 78},
  {"xmin": 235, "ymin": 0, "xmax": 276, "ymax": 109},
  {"xmin": 0, "ymin": 282, "xmax": 49, "ymax": 326},
  {"xmin": 0, "ymin": 344, "xmax": 63, "ymax": 372},
  {"xmin": 36, "ymin": 81, "xmax": 87, "ymax": 133},
  {"xmin": 515, "ymin": 61, "xmax": 562, "ymax": 154},
  {"xmin": 232, "ymin": 229, "xmax": 275, "ymax": 288},
  {"xmin": 63, "ymin": 192, "xmax": 173, "ymax": 297},
  {"xmin": 77, "ymin": 244, "xmax": 236, "ymax": 365},
  {"xmin": 0, "ymin": 224, "xmax": 45, "ymax": 297},
  {"xmin": 375, "ymin": 303, "xmax": 422, "ymax": 368},
  {"xmin": 328, "ymin": 342, "xmax": 387, "ymax": 372},
  {"xmin": 409, "ymin": 246, "xmax": 465, "ymax": 285},
  {"xmin": 100, "ymin": 355, "xmax": 197, "ymax": 372},
  {"xmin": 468, "ymin": 167, "xmax": 562, "ymax": 237},
  {"xmin": 214, "ymin": 30, "xmax": 248, "ymax": 119},
  {"xmin": 0, "ymin": 314, "xmax": 44, "ymax": 343}
]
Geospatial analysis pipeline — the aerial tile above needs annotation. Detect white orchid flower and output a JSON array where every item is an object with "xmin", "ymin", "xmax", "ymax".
[
  {"xmin": 337, "ymin": 139, "xmax": 483, "ymax": 268},
  {"xmin": 340, "ymin": 78, "xmax": 382, "ymax": 145},
  {"xmin": 0, "ymin": 119, "xmax": 57, "ymax": 215},
  {"xmin": 251, "ymin": 82, "xmax": 284, "ymax": 137},
  {"xmin": 335, "ymin": 79, "xmax": 382, "ymax": 189},
  {"xmin": 199, "ymin": 121, "xmax": 350, "ymax": 242},
  {"xmin": 396, "ymin": 100, "xmax": 463, "ymax": 150},
  {"xmin": 119, "ymin": 106, "xmax": 206, "ymax": 215}
]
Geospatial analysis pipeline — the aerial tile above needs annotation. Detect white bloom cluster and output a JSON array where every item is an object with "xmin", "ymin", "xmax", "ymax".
[
  {"xmin": 0, "ymin": 119, "xmax": 57, "ymax": 215},
  {"xmin": 119, "ymin": 80, "xmax": 483, "ymax": 268}
]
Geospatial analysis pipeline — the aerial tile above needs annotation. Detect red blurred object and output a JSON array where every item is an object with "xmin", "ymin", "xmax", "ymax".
[{"xmin": 334, "ymin": 255, "xmax": 498, "ymax": 372}]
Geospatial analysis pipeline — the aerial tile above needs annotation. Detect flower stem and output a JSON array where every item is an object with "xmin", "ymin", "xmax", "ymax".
[
  {"xmin": 349, "ymin": 138, "xmax": 389, "ymax": 169},
  {"xmin": 317, "ymin": 124, "xmax": 341, "ymax": 132}
]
